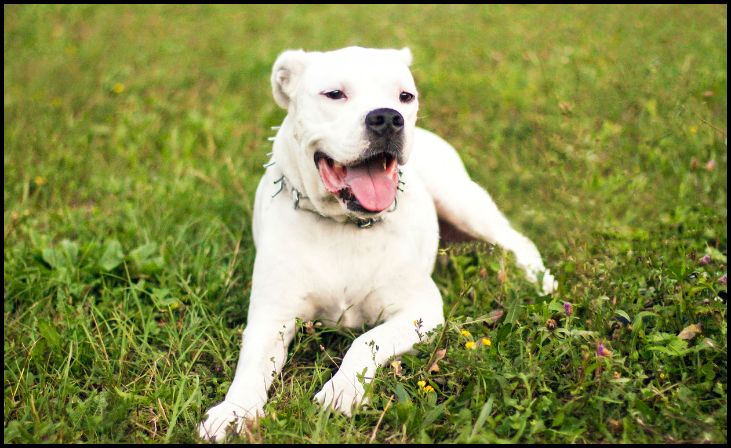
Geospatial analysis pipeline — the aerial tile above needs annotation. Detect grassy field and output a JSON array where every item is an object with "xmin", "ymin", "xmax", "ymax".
[{"xmin": 4, "ymin": 4, "xmax": 727, "ymax": 443}]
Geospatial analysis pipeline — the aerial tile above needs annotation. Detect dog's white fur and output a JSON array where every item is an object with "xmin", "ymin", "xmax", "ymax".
[{"xmin": 199, "ymin": 46, "xmax": 556, "ymax": 442}]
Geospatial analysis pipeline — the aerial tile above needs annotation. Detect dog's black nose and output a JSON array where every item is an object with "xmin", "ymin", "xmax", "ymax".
[{"xmin": 365, "ymin": 108, "xmax": 404, "ymax": 136}]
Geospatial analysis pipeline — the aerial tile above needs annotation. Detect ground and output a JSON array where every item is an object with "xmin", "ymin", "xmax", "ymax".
[{"xmin": 4, "ymin": 4, "xmax": 727, "ymax": 443}]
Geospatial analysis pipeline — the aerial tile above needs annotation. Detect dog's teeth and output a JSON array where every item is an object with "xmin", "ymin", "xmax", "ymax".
[{"xmin": 383, "ymin": 159, "xmax": 387, "ymax": 170}]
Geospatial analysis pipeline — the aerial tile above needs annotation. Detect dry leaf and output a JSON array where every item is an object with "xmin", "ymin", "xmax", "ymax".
[
  {"xmin": 487, "ymin": 309, "xmax": 504, "ymax": 325},
  {"xmin": 559, "ymin": 101, "xmax": 574, "ymax": 115},
  {"xmin": 678, "ymin": 323, "xmax": 702, "ymax": 340},
  {"xmin": 428, "ymin": 348, "xmax": 447, "ymax": 373},
  {"xmin": 391, "ymin": 360, "xmax": 402, "ymax": 376}
]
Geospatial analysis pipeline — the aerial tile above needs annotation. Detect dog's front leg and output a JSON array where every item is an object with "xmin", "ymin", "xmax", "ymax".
[
  {"xmin": 198, "ymin": 306, "xmax": 298, "ymax": 442},
  {"xmin": 314, "ymin": 278, "xmax": 444, "ymax": 415}
]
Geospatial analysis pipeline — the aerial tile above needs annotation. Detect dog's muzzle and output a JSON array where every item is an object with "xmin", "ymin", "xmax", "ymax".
[
  {"xmin": 315, "ymin": 149, "xmax": 400, "ymax": 214},
  {"xmin": 313, "ymin": 108, "xmax": 406, "ymax": 214}
]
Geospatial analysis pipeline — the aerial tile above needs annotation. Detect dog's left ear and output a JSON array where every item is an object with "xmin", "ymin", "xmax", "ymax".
[
  {"xmin": 399, "ymin": 47, "xmax": 413, "ymax": 67},
  {"xmin": 271, "ymin": 49, "xmax": 309, "ymax": 109}
]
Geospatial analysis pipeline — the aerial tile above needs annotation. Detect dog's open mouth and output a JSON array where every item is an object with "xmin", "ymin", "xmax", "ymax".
[{"xmin": 315, "ymin": 151, "xmax": 399, "ymax": 213}]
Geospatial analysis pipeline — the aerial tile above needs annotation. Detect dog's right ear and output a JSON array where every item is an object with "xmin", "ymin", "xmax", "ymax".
[{"xmin": 271, "ymin": 49, "xmax": 308, "ymax": 109}]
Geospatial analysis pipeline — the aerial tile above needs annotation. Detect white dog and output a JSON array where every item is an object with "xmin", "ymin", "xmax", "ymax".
[{"xmin": 199, "ymin": 46, "xmax": 556, "ymax": 442}]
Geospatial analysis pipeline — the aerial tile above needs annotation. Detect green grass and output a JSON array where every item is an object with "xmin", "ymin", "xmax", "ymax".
[{"xmin": 4, "ymin": 4, "xmax": 727, "ymax": 443}]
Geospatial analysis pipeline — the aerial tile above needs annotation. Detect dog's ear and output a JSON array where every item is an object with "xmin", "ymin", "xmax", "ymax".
[
  {"xmin": 271, "ymin": 49, "xmax": 309, "ymax": 109},
  {"xmin": 399, "ymin": 47, "xmax": 413, "ymax": 67}
]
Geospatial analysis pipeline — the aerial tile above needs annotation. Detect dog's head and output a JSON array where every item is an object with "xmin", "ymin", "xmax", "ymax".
[{"xmin": 271, "ymin": 46, "xmax": 418, "ymax": 221}]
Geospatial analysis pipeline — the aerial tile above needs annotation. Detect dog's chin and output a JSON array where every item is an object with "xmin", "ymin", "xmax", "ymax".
[{"xmin": 314, "ymin": 149, "xmax": 400, "ymax": 218}]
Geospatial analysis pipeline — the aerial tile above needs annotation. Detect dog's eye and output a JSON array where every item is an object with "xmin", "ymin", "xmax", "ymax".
[
  {"xmin": 323, "ymin": 90, "xmax": 346, "ymax": 100},
  {"xmin": 399, "ymin": 92, "xmax": 415, "ymax": 103}
]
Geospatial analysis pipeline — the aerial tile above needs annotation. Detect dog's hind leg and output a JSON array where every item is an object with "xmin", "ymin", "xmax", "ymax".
[{"xmin": 409, "ymin": 128, "xmax": 557, "ymax": 294}]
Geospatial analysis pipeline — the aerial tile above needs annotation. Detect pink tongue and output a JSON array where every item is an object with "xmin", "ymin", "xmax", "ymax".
[{"xmin": 345, "ymin": 160, "xmax": 397, "ymax": 212}]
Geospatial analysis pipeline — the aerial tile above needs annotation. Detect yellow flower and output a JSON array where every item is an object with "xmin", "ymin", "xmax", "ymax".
[
  {"xmin": 423, "ymin": 385, "xmax": 435, "ymax": 393},
  {"xmin": 112, "ymin": 83, "xmax": 125, "ymax": 94},
  {"xmin": 460, "ymin": 329, "xmax": 471, "ymax": 337},
  {"xmin": 34, "ymin": 176, "xmax": 47, "ymax": 187},
  {"xmin": 481, "ymin": 337, "xmax": 492, "ymax": 347},
  {"xmin": 417, "ymin": 380, "xmax": 426, "ymax": 389},
  {"xmin": 689, "ymin": 125, "xmax": 698, "ymax": 135},
  {"xmin": 659, "ymin": 372, "xmax": 666, "ymax": 380},
  {"xmin": 465, "ymin": 341, "xmax": 476, "ymax": 350}
]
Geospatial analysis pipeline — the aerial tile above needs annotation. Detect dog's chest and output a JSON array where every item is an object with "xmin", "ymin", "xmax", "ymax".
[
  {"xmin": 299, "ymin": 226, "xmax": 397, "ymax": 324},
  {"xmin": 289, "ymin": 216, "xmax": 428, "ymax": 326}
]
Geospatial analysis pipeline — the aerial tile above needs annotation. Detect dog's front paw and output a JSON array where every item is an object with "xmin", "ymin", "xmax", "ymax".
[
  {"xmin": 314, "ymin": 372, "xmax": 367, "ymax": 417},
  {"xmin": 198, "ymin": 400, "xmax": 263, "ymax": 443},
  {"xmin": 539, "ymin": 269, "xmax": 558, "ymax": 295},
  {"xmin": 522, "ymin": 264, "xmax": 558, "ymax": 295}
]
